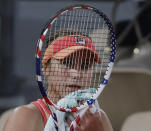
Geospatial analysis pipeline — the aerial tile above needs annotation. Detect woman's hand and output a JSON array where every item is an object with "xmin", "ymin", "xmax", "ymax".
[
  {"xmin": 77, "ymin": 109, "xmax": 104, "ymax": 131},
  {"xmin": 66, "ymin": 107, "xmax": 104, "ymax": 131}
]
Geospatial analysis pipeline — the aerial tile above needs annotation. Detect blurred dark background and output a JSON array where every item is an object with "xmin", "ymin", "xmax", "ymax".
[{"xmin": 0, "ymin": 0, "xmax": 151, "ymax": 131}]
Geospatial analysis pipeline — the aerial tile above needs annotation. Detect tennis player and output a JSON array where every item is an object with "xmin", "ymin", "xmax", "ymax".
[{"xmin": 3, "ymin": 33, "xmax": 113, "ymax": 131}]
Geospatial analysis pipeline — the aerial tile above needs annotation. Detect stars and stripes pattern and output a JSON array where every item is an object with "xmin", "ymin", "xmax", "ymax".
[{"xmin": 35, "ymin": 5, "xmax": 116, "ymax": 131}]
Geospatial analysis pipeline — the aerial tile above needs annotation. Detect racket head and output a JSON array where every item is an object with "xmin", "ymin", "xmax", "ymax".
[{"xmin": 36, "ymin": 4, "xmax": 116, "ymax": 112}]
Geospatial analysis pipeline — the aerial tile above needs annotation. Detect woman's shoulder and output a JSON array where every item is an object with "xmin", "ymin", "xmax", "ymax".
[
  {"xmin": 3, "ymin": 104, "xmax": 44, "ymax": 131},
  {"xmin": 14, "ymin": 103, "xmax": 40, "ymax": 115},
  {"xmin": 14, "ymin": 104, "xmax": 42, "ymax": 120}
]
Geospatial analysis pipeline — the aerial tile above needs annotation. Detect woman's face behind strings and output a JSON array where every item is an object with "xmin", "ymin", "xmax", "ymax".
[{"xmin": 44, "ymin": 51, "xmax": 95, "ymax": 103}]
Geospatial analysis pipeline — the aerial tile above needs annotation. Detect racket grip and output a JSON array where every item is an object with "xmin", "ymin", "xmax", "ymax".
[{"xmin": 69, "ymin": 107, "xmax": 89, "ymax": 131}]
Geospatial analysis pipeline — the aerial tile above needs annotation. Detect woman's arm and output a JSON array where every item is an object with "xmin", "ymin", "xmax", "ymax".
[
  {"xmin": 100, "ymin": 110, "xmax": 113, "ymax": 131},
  {"xmin": 3, "ymin": 105, "xmax": 44, "ymax": 131}
]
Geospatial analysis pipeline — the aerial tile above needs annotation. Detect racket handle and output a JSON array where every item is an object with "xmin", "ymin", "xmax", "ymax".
[
  {"xmin": 69, "ymin": 107, "xmax": 89, "ymax": 131},
  {"xmin": 49, "ymin": 106, "xmax": 60, "ymax": 131}
]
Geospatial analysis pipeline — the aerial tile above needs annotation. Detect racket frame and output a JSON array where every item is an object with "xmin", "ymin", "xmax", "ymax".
[{"xmin": 36, "ymin": 4, "xmax": 116, "ymax": 131}]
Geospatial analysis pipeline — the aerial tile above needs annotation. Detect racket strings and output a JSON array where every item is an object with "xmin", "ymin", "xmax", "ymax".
[
  {"xmin": 75, "ymin": 9, "xmax": 89, "ymax": 91},
  {"xmin": 41, "ymin": 8, "xmax": 111, "ymax": 106}
]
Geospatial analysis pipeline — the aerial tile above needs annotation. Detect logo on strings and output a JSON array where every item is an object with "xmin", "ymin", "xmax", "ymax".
[{"xmin": 74, "ymin": 36, "xmax": 86, "ymax": 45}]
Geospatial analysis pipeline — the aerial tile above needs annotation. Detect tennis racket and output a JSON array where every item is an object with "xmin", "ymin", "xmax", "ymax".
[{"xmin": 36, "ymin": 4, "xmax": 116, "ymax": 131}]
